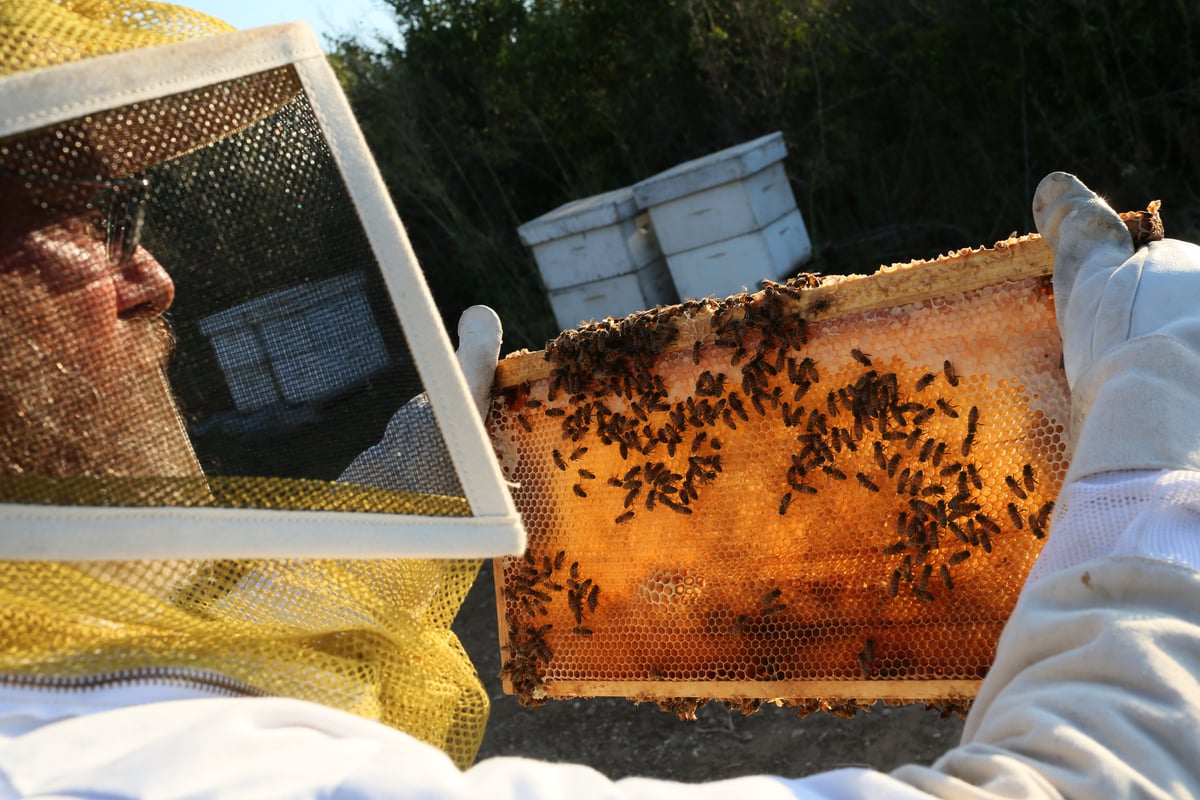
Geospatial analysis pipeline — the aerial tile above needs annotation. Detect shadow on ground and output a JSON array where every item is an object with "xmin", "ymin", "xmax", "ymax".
[{"xmin": 454, "ymin": 561, "xmax": 964, "ymax": 782}]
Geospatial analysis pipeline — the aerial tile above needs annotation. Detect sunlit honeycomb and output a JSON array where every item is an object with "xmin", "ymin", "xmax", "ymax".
[{"xmin": 488, "ymin": 235, "xmax": 1069, "ymax": 717}]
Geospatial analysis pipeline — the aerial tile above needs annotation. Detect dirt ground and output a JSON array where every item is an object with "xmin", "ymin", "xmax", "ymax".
[{"xmin": 453, "ymin": 560, "xmax": 965, "ymax": 783}]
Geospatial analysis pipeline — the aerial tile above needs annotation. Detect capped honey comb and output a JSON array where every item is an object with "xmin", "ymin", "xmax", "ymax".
[{"xmin": 488, "ymin": 229, "xmax": 1080, "ymax": 718}]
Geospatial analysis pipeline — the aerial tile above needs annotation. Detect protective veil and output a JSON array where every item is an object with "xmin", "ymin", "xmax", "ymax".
[{"xmin": 0, "ymin": 2, "xmax": 523, "ymax": 768}]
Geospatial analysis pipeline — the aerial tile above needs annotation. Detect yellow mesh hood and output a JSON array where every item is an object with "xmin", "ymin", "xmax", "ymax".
[
  {"xmin": 0, "ymin": 0, "xmax": 234, "ymax": 75},
  {"xmin": 0, "ymin": 556, "xmax": 489, "ymax": 766}
]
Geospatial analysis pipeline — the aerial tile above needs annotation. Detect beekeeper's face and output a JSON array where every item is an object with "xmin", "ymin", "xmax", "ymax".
[{"xmin": 0, "ymin": 175, "xmax": 201, "ymax": 478}]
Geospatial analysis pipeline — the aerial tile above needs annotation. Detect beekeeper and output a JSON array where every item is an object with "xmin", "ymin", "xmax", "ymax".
[{"xmin": 3, "ymin": 2, "xmax": 1199, "ymax": 798}]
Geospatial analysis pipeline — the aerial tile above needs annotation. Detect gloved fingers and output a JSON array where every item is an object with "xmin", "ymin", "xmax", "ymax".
[
  {"xmin": 1032, "ymin": 172, "xmax": 1134, "ymax": 311},
  {"xmin": 456, "ymin": 305, "xmax": 503, "ymax": 420}
]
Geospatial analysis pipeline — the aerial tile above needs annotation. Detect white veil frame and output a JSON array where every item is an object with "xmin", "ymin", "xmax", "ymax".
[{"xmin": 0, "ymin": 23, "xmax": 526, "ymax": 560}]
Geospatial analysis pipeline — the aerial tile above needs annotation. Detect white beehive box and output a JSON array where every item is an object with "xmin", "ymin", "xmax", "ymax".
[
  {"xmin": 518, "ymin": 186, "xmax": 677, "ymax": 330},
  {"xmin": 198, "ymin": 272, "xmax": 392, "ymax": 413},
  {"xmin": 632, "ymin": 132, "xmax": 811, "ymax": 298},
  {"xmin": 663, "ymin": 207, "xmax": 812, "ymax": 300}
]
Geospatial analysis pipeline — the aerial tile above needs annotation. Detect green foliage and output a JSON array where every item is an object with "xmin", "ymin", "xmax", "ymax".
[{"xmin": 334, "ymin": 0, "xmax": 1200, "ymax": 352}]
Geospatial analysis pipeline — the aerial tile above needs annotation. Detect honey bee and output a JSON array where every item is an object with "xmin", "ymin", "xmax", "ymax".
[
  {"xmin": 888, "ymin": 569, "xmax": 902, "ymax": 596},
  {"xmin": 552, "ymin": 449, "xmax": 567, "ymax": 471},
  {"xmin": 573, "ymin": 626, "xmax": 594, "ymax": 636},
  {"xmin": 1022, "ymin": 463, "xmax": 1036, "ymax": 493},
  {"xmin": 905, "ymin": 427, "xmax": 925, "ymax": 449},
  {"xmin": 939, "ymin": 564, "xmax": 955, "ymax": 590},
  {"xmin": 967, "ymin": 405, "xmax": 980, "ymax": 434},
  {"xmin": 915, "ymin": 372, "xmax": 936, "ymax": 392},
  {"xmin": 623, "ymin": 484, "xmax": 642, "ymax": 509},
  {"xmin": 931, "ymin": 442, "xmax": 947, "ymax": 467},
  {"xmin": 578, "ymin": 468, "xmax": 595, "ymax": 480},
  {"xmin": 961, "ymin": 432, "xmax": 975, "ymax": 457},
  {"xmin": 615, "ymin": 510, "xmax": 635, "ymax": 525},
  {"xmin": 851, "ymin": 348, "xmax": 872, "ymax": 367},
  {"xmin": 943, "ymin": 359, "xmax": 960, "ymax": 387},
  {"xmin": 662, "ymin": 496, "xmax": 693, "ymax": 515},
  {"xmin": 517, "ymin": 414, "xmax": 533, "ymax": 432},
  {"xmin": 858, "ymin": 638, "xmax": 876, "ymax": 678},
  {"xmin": 966, "ymin": 462, "xmax": 983, "ymax": 490},
  {"xmin": 883, "ymin": 541, "xmax": 907, "ymax": 556},
  {"xmin": 778, "ymin": 492, "xmax": 794, "ymax": 515},
  {"xmin": 1036, "ymin": 500, "xmax": 1055, "ymax": 528},
  {"xmin": 873, "ymin": 441, "xmax": 888, "ymax": 470},
  {"xmin": 729, "ymin": 393, "xmax": 749, "ymax": 421},
  {"xmin": 587, "ymin": 584, "xmax": 600, "ymax": 612},
  {"xmin": 823, "ymin": 465, "xmax": 847, "ymax": 481},
  {"xmin": 1005, "ymin": 475, "xmax": 1027, "ymax": 500},
  {"xmin": 936, "ymin": 398, "xmax": 959, "ymax": 418},
  {"xmin": 919, "ymin": 437, "xmax": 937, "ymax": 463},
  {"xmin": 976, "ymin": 513, "xmax": 1000, "ymax": 535},
  {"xmin": 948, "ymin": 550, "xmax": 971, "ymax": 565},
  {"xmin": 691, "ymin": 432, "xmax": 708, "ymax": 453},
  {"xmin": 887, "ymin": 453, "xmax": 902, "ymax": 477},
  {"xmin": 856, "ymin": 472, "xmax": 880, "ymax": 493},
  {"xmin": 1007, "ymin": 502, "xmax": 1025, "ymax": 529},
  {"xmin": 545, "ymin": 407, "xmax": 566, "ymax": 418},
  {"xmin": 573, "ymin": 483, "xmax": 587, "ymax": 498},
  {"xmin": 692, "ymin": 340, "xmax": 703, "ymax": 365}
]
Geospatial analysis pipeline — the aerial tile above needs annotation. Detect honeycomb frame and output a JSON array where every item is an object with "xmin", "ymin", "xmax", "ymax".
[{"xmin": 487, "ymin": 231, "xmax": 1069, "ymax": 717}]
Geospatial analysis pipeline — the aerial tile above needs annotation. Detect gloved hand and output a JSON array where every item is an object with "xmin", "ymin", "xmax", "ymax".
[
  {"xmin": 339, "ymin": 305, "xmax": 502, "ymax": 494},
  {"xmin": 455, "ymin": 305, "xmax": 504, "ymax": 419},
  {"xmin": 1033, "ymin": 172, "xmax": 1200, "ymax": 484}
]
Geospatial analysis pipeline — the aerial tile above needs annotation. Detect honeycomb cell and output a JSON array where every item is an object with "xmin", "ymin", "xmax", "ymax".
[{"xmin": 490, "ymin": 234, "xmax": 1071, "ymax": 716}]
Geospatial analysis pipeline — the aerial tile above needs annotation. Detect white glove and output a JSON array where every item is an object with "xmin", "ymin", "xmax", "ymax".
[
  {"xmin": 1033, "ymin": 172, "xmax": 1200, "ymax": 484},
  {"xmin": 455, "ymin": 305, "xmax": 504, "ymax": 419},
  {"xmin": 339, "ymin": 305, "xmax": 502, "ymax": 494}
]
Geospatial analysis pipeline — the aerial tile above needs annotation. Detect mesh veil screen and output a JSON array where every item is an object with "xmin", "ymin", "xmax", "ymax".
[
  {"xmin": 488, "ymin": 237, "xmax": 1072, "ymax": 717},
  {"xmin": 0, "ymin": 66, "xmax": 490, "ymax": 766}
]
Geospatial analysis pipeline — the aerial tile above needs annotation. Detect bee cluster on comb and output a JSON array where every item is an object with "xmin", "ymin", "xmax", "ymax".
[{"xmin": 488, "ymin": 230, "xmax": 1077, "ymax": 718}]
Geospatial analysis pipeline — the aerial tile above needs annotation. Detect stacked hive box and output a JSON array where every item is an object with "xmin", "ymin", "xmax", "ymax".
[
  {"xmin": 517, "ymin": 187, "xmax": 679, "ymax": 330},
  {"xmin": 632, "ymin": 131, "xmax": 812, "ymax": 300}
]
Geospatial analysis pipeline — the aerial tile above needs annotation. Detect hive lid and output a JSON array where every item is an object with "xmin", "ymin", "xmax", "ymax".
[
  {"xmin": 632, "ymin": 132, "xmax": 787, "ymax": 209},
  {"xmin": 517, "ymin": 186, "xmax": 640, "ymax": 246}
]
